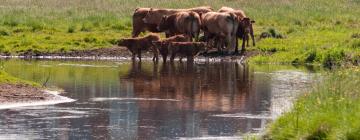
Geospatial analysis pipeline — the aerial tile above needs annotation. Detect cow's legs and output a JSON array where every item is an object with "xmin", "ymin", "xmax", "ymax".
[{"xmin": 137, "ymin": 50, "xmax": 142, "ymax": 61}]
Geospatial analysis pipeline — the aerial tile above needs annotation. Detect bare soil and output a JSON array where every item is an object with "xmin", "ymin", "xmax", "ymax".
[{"xmin": 0, "ymin": 84, "xmax": 52, "ymax": 103}]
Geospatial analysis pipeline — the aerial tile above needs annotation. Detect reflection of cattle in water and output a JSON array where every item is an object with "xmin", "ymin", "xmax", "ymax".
[
  {"xmin": 118, "ymin": 61, "xmax": 272, "ymax": 138},
  {"xmin": 119, "ymin": 61, "xmax": 255, "ymax": 111}
]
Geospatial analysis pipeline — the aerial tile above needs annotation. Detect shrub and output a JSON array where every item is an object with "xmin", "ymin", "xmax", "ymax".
[
  {"xmin": 260, "ymin": 28, "xmax": 284, "ymax": 39},
  {"xmin": 305, "ymin": 49, "xmax": 317, "ymax": 63},
  {"xmin": 0, "ymin": 30, "xmax": 9, "ymax": 36},
  {"xmin": 321, "ymin": 49, "xmax": 345, "ymax": 67},
  {"xmin": 67, "ymin": 25, "xmax": 76, "ymax": 33}
]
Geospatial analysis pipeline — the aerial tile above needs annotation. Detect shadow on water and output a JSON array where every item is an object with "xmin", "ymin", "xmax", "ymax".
[{"xmin": 0, "ymin": 59, "xmax": 317, "ymax": 139}]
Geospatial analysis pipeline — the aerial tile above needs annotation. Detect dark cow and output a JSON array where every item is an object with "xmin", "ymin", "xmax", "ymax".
[
  {"xmin": 118, "ymin": 34, "xmax": 160, "ymax": 61},
  {"xmin": 151, "ymin": 35, "xmax": 189, "ymax": 62},
  {"xmin": 201, "ymin": 12, "xmax": 239, "ymax": 54},
  {"xmin": 158, "ymin": 11, "xmax": 201, "ymax": 41},
  {"xmin": 168, "ymin": 42, "xmax": 207, "ymax": 62}
]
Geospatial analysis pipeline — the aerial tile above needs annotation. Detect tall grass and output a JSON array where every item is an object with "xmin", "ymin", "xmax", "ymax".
[{"xmin": 266, "ymin": 68, "xmax": 360, "ymax": 139}]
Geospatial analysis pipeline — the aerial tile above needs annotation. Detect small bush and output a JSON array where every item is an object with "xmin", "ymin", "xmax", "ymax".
[
  {"xmin": 260, "ymin": 28, "xmax": 284, "ymax": 39},
  {"xmin": 305, "ymin": 49, "xmax": 317, "ymax": 63},
  {"xmin": 0, "ymin": 30, "xmax": 9, "ymax": 36},
  {"xmin": 67, "ymin": 25, "xmax": 76, "ymax": 33},
  {"xmin": 321, "ymin": 49, "xmax": 345, "ymax": 67},
  {"xmin": 306, "ymin": 124, "xmax": 330, "ymax": 140},
  {"xmin": 44, "ymin": 36, "xmax": 51, "ymax": 40}
]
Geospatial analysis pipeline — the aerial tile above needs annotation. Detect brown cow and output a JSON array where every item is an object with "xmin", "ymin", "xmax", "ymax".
[
  {"xmin": 218, "ymin": 7, "xmax": 255, "ymax": 53},
  {"xmin": 118, "ymin": 34, "xmax": 160, "ymax": 61},
  {"xmin": 158, "ymin": 11, "xmax": 201, "ymax": 41},
  {"xmin": 132, "ymin": 8, "xmax": 162, "ymax": 37},
  {"xmin": 168, "ymin": 42, "xmax": 207, "ymax": 62},
  {"xmin": 141, "ymin": 6, "xmax": 212, "ymax": 36},
  {"xmin": 151, "ymin": 35, "xmax": 189, "ymax": 62},
  {"xmin": 201, "ymin": 12, "xmax": 239, "ymax": 54}
]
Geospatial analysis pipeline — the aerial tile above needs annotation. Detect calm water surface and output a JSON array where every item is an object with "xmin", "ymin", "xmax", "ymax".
[{"xmin": 0, "ymin": 59, "xmax": 317, "ymax": 140}]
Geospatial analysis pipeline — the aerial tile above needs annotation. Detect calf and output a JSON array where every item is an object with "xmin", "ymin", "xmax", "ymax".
[
  {"xmin": 158, "ymin": 11, "xmax": 201, "ymax": 41},
  {"xmin": 118, "ymin": 34, "xmax": 160, "ymax": 61},
  {"xmin": 201, "ymin": 12, "xmax": 239, "ymax": 54},
  {"xmin": 168, "ymin": 42, "xmax": 207, "ymax": 62},
  {"xmin": 151, "ymin": 35, "xmax": 189, "ymax": 62}
]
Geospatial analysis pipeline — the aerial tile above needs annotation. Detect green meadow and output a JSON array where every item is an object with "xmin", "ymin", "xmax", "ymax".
[
  {"xmin": 0, "ymin": 0, "xmax": 358, "ymax": 67},
  {"xmin": 0, "ymin": 0, "xmax": 360, "ymax": 139}
]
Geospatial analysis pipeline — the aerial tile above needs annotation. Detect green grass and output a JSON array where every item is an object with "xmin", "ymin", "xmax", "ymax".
[
  {"xmin": 0, "ymin": 0, "xmax": 358, "ymax": 67},
  {"xmin": 0, "ymin": 70, "xmax": 40, "ymax": 87},
  {"xmin": 265, "ymin": 68, "xmax": 360, "ymax": 139}
]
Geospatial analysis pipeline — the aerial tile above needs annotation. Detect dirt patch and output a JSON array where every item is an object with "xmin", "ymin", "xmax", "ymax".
[{"xmin": 0, "ymin": 84, "xmax": 52, "ymax": 103}]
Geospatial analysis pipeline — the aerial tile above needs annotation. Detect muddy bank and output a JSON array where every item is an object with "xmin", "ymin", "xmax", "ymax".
[
  {"xmin": 1, "ymin": 46, "xmax": 259, "ymax": 62},
  {"xmin": 0, "ymin": 84, "xmax": 74, "ymax": 109}
]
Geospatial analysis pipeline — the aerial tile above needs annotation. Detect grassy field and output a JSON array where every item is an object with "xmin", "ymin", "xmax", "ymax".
[
  {"xmin": 0, "ymin": 0, "xmax": 358, "ymax": 67},
  {"xmin": 266, "ymin": 68, "xmax": 360, "ymax": 139},
  {"xmin": 0, "ymin": 1, "xmax": 360, "ymax": 139}
]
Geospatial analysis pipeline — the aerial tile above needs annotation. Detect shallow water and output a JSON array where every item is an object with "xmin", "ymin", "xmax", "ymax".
[{"xmin": 0, "ymin": 59, "xmax": 317, "ymax": 140}]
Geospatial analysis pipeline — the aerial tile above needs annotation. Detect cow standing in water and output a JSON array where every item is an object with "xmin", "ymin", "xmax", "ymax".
[
  {"xmin": 218, "ymin": 7, "xmax": 255, "ymax": 54},
  {"xmin": 157, "ymin": 11, "xmax": 202, "ymax": 41},
  {"xmin": 134, "ymin": 6, "xmax": 212, "ymax": 37},
  {"xmin": 151, "ymin": 35, "xmax": 189, "ymax": 62},
  {"xmin": 201, "ymin": 12, "xmax": 239, "ymax": 54},
  {"xmin": 118, "ymin": 34, "xmax": 160, "ymax": 61}
]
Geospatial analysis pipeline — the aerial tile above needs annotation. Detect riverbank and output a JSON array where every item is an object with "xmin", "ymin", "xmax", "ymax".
[
  {"xmin": 0, "ymin": 70, "xmax": 74, "ymax": 109},
  {"xmin": 265, "ymin": 68, "xmax": 360, "ymax": 139},
  {"xmin": 0, "ymin": 46, "xmax": 260, "ymax": 63}
]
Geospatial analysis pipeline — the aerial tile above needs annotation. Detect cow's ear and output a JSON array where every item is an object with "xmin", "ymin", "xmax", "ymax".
[{"xmin": 251, "ymin": 20, "xmax": 255, "ymax": 23}]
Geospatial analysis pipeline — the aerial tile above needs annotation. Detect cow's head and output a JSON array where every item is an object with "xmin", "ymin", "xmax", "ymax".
[
  {"xmin": 117, "ymin": 39, "xmax": 131, "ymax": 48},
  {"xmin": 239, "ymin": 18, "xmax": 255, "ymax": 35},
  {"xmin": 157, "ymin": 16, "xmax": 169, "ymax": 31},
  {"xmin": 142, "ymin": 8, "xmax": 161, "ymax": 24}
]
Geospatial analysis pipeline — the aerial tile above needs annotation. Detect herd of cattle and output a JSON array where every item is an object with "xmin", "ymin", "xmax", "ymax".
[{"xmin": 118, "ymin": 6, "xmax": 255, "ymax": 62}]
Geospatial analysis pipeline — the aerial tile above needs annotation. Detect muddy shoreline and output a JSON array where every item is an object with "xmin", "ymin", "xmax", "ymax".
[
  {"xmin": 0, "ymin": 46, "xmax": 259, "ymax": 62},
  {"xmin": 0, "ymin": 84, "xmax": 74, "ymax": 109}
]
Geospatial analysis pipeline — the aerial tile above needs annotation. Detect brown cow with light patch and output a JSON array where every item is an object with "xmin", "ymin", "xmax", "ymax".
[
  {"xmin": 201, "ymin": 12, "xmax": 239, "ymax": 54},
  {"xmin": 141, "ymin": 6, "xmax": 213, "ymax": 37},
  {"xmin": 151, "ymin": 35, "xmax": 189, "ymax": 62},
  {"xmin": 158, "ymin": 11, "xmax": 201, "ymax": 41},
  {"xmin": 132, "ymin": 8, "xmax": 162, "ymax": 37},
  {"xmin": 168, "ymin": 42, "xmax": 207, "ymax": 62},
  {"xmin": 218, "ymin": 7, "xmax": 255, "ymax": 53},
  {"xmin": 118, "ymin": 34, "xmax": 160, "ymax": 61}
]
